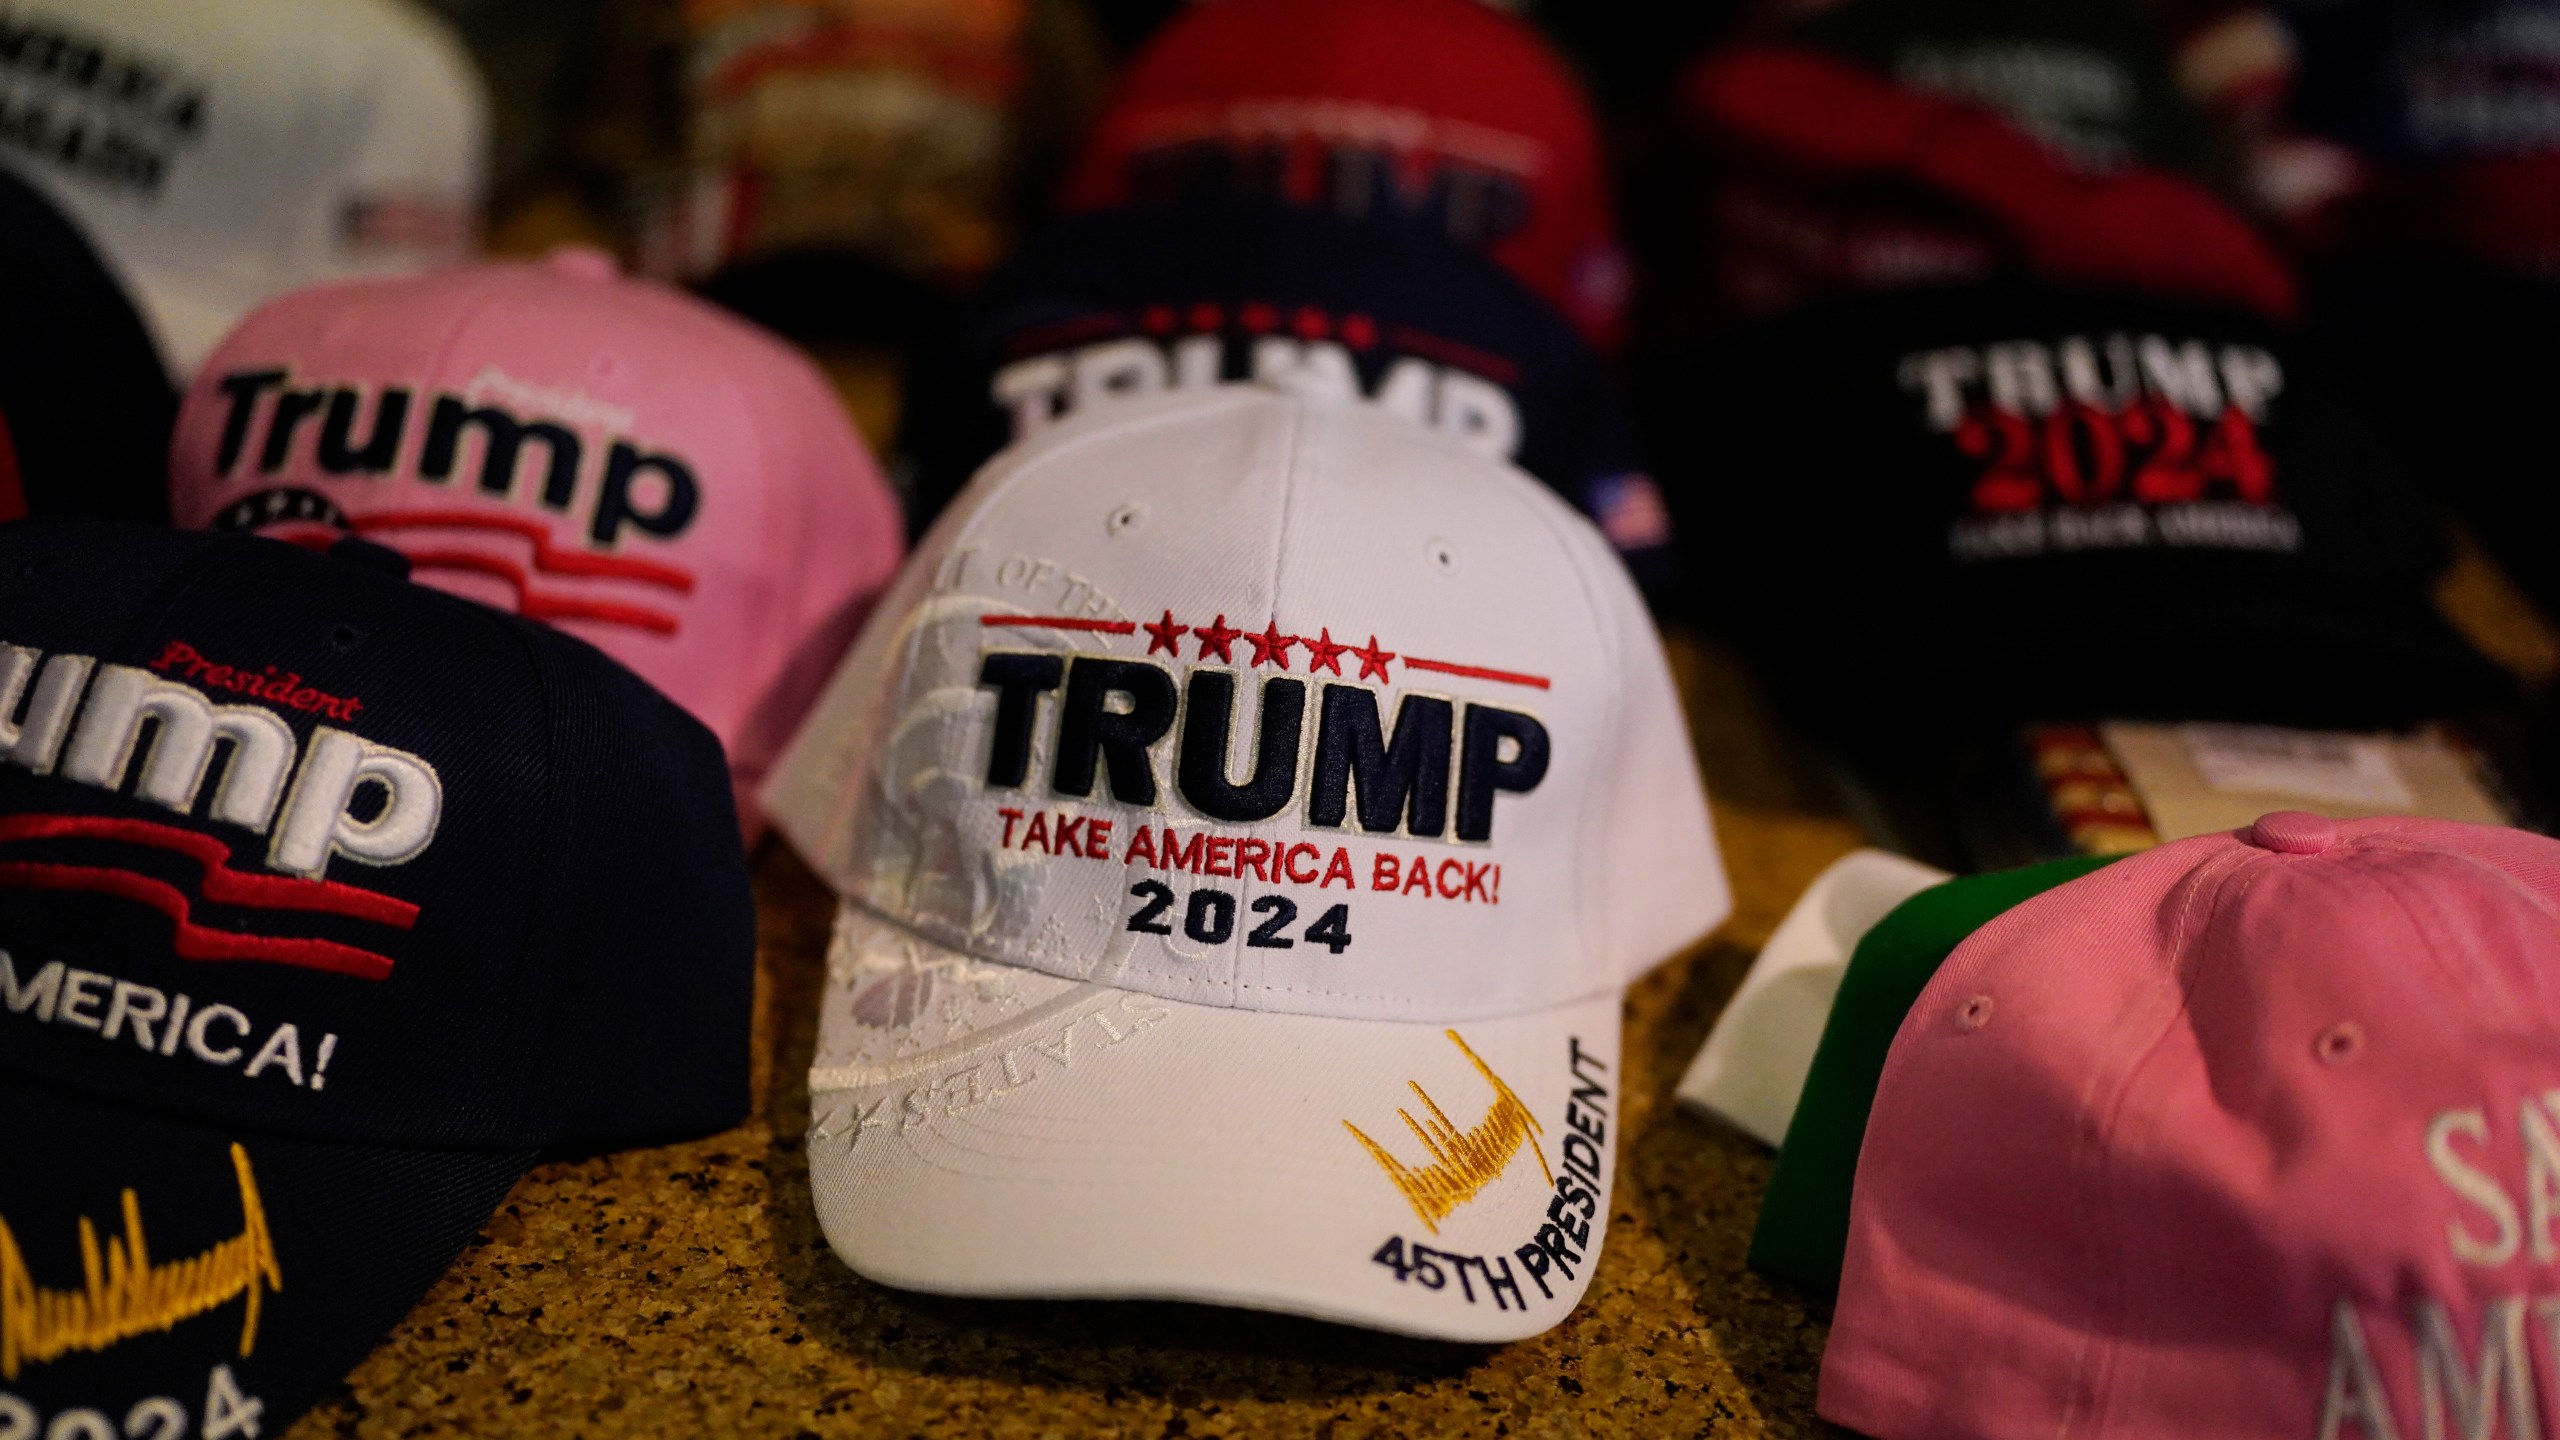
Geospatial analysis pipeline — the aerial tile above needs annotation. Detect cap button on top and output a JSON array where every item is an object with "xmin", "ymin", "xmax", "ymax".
[
  {"xmin": 2244, "ymin": 811, "xmax": 2340, "ymax": 855},
  {"xmin": 544, "ymin": 244, "xmax": 621, "ymax": 282}
]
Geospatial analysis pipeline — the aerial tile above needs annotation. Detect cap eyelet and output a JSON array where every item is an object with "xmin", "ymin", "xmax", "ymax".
[
  {"xmin": 327, "ymin": 624, "xmax": 365, "ymax": 652},
  {"xmin": 2315, "ymin": 1021, "xmax": 2365, "ymax": 1066},
  {"xmin": 1105, "ymin": 502, "xmax": 1149, "ymax": 537},
  {"xmin": 1955, "ymin": 994, "xmax": 1995, "ymax": 1032},
  {"xmin": 1424, "ymin": 538, "xmax": 1459, "ymax": 576}
]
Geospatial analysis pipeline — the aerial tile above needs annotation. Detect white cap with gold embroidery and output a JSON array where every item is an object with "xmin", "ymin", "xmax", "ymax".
[{"xmin": 763, "ymin": 386, "xmax": 1726, "ymax": 1340}]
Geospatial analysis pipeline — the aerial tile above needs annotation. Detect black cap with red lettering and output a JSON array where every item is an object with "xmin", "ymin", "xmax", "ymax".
[
  {"xmin": 0, "ymin": 170, "xmax": 175, "ymax": 525},
  {"xmin": 0, "ymin": 521, "xmax": 753, "ymax": 1433},
  {"xmin": 1642, "ymin": 280, "xmax": 2512, "ymax": 766}
]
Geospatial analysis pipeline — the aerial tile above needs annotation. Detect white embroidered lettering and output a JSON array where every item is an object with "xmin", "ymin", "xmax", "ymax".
[
  {"xmin": 2432, "ymin": 1109, "xmax": 2524, "ymax": 1267},
  {"xmin": 2416, "ymin": 1297, "xmax": 2538, "ymax": 1440},
  {"xmin": 2321, "ymin": 1301, "xmax": 2403, "ymax": 1440},
  {"xmin": 60, "ymin": 666, "xmax": 295, "ymax": 828},
  {"xmin": 267, "ymin": 728, "xmax": 441, "ymax": 877},
  {"xmin": 0, "ymin": 951, "xmax": 62, "ymax": 1021}
]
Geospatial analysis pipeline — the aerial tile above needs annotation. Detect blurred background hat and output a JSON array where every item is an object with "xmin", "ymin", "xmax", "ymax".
[
  {"xmin": 898, "ymin": 201, "xmax": 1677, "ymax": 594},
  {"xmin": 1058, "ymin": 0, "xmax": 1631, "ymax": 351},
  {"xmin": 0, "ymin": 167, "xmax": 172, "ymax": 524},
  {"xmin": 0, "ymin": 0, "xmax": 490, "ymax": 377}
]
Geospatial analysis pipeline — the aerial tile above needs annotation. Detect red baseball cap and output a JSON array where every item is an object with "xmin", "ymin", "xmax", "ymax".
[
  {"xmin": 1059, "ymin": 0, "xmax": 1627, "ymax": 350},
  {"xmin": 1823, "ymin": 811, "xmax": 2560, "ymax": 1438}
]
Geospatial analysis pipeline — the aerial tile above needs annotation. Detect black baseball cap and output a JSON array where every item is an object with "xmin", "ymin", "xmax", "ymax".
[
  {"xmin": 1643, "ymin": 279, "xmax": 2513, "ymax": 767},
  {"xmin": 898, "ymin": 202, "xmax": 1680, "ymax": 595},
  {"xmin": 0, "ymin": 522, "xmax": 753, "ymax": 1432},
  {"xmin": 0, "ymin": 170, "xmax": 175, "ymax": 524},
  {"xmin": 2310, "ymin": 263, "xmax": 2560, "ymax": 628}
]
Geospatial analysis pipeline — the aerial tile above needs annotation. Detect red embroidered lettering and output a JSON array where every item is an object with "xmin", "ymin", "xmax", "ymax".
[
  {"xmin": 1283, "ymin": 843, "xmax": 1319, "ymax": 885},
  {"xmin": 133, "ymin": 642, "xmax": 364, "ymax": 720},
  {"xmin": 1022, "ymin": 813, "xmax": 1050, "ymax": 854},
  {"xmin": 1324, "ymin": 848, "xmax": 1356, "ymax": 889},
  {"xmin": 1123, "ymin": 824, "xmax": 1157, "ymax": 867},
  {"xmin": 1373, "ymin": 853, "xmax": 1400, "ymax": 892},
  {"xmin": 998, "ymin": 808, "xmax": 1025, "ymax": 847},
  {"xmin": 1238, "ymin": 838, "xmax": 1270, "ymax": 881}
]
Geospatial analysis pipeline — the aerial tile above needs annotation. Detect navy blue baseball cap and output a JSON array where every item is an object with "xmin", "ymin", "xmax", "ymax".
[
  {"xmin": 0, "ymin": 171, "xmax": 174, "ymax": 525},
  {"xmin": 0, "ymin": 522, "xmax": 753, "ymax": 1434},
  {"xmin": 898, "ymin": 202, "xmax": 1679, "ymax": 595}
]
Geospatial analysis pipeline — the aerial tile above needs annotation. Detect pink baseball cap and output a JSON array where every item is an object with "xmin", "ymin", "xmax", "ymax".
[
  {"xmin": 1821, "ymin": 811, "xmax": 2560, "ymax": 1439},
  {"xmin": 167, "ymin": 247, "xmax": 904, "ymax": 828}
]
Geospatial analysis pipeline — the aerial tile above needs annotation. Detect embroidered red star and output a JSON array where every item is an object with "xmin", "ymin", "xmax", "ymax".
[
  {"xmin": 1246, "ymin": 620, "xmax": 1297, "ymax": 669},
  {"xmin": 1142, "ymin": 609, "xmax": 1188, "ymax": 657},
  {"xmin": 1194, "ymin": 614, "xmax": 1242, "ymax": 664},
  {"xmin": 1300, "ymin": 627, "xmax": 1350, "ymax": 675},
  {"xmin": 1353, "ymin": 635, "xmax": 1396, "ymax": 682}
]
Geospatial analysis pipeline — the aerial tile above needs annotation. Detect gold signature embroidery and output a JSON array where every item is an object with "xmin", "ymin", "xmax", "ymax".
[
  {"xmin": 1345, "ymin": 1030, "xmax": 1553, "ymax": 1234},
  {"xmin": 0, "ymin": 1143, "xmax": 281, "ymax": 1379}
]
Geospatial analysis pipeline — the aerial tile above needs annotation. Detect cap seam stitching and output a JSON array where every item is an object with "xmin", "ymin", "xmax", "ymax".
[
  {"xmin": 2066, "ymin": 843, "xmax": 2253, "ymax": 1438},
  {"xmin": 1239, "ymin": 399, "xmax": 1305, "ymax": 1006}
]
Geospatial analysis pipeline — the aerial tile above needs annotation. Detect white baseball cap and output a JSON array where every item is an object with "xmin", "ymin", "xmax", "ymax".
[
  {"xmin": 0, "ymin": 0, "xmax": 488, "ymax": 376},
  {"xmin": 763, "ymin": 387, "xmax": 1728, "ymax": 1340}
]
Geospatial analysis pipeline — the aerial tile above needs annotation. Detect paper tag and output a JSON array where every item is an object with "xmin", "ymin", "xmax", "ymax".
[{"xmin": 2176, "ymin": 724, "xmax": 2416, "ymax": 808}]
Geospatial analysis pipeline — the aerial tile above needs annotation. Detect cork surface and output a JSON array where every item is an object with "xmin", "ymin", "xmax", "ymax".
[{"xmin": 284, "ymin": 633, "xmax": 1867, "ymax": 1439}]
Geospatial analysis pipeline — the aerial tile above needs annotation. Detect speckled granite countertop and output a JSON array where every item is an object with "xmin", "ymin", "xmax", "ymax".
[{"xmin": 283, "ymin": 636, "xmax": 1865, "ymax": 1439}]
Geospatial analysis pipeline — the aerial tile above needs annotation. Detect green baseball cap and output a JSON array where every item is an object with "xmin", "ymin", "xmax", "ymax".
[{"xmin": 1749, "ymin": 853, "xmax": 2119, "ymax": 1298}]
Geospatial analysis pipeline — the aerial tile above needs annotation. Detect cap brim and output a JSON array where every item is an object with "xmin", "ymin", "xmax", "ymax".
[
  {"xmin": 805, "ymin": 906, "xmax": 1626, "ymax": 1343},
  {"xmin": 0, "ymin": 1072, "xmax": 532, "ymax": 1429}
]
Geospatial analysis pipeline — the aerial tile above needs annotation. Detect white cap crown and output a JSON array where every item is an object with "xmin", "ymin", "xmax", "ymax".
[{"xmin": 768, "ymin": 389, "xmax": 1725, "ymax": 1021}]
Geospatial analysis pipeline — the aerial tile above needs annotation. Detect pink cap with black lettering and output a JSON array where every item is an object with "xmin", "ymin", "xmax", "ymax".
[
  {"xmin": 761, "ymin": 387, "xmax": 1725, "ymax": 1340},
  {"xmin": 166, "ymin": 247, "xmax": 905, "ymax": 827},
  {"xmin": 1822, "ymin": 812, "xmax": 2560, "ymax": 1439}
]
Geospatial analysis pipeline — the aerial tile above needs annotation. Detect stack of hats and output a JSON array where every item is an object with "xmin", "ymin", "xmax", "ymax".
[
  {"xmin": 1720, "ymin": 813, "xmax": 2560, "ymax": 1438},
  {"xmin": 17, "ymin": 0, "xmax": 2560, "ymax": 1430},
  {"xmin": 0, "ymin": 0, "xmax": 489, "ymax": 378},
  {"xmin": 766, "ymin": 387, "xmax": 1726, "ymax": 1339},
  {"xmin": 898, "ymin": 0, "xmax": 1681, "ymax": 595},
  {"xmin": 717, "ymin": 0, "xmax": 1732, "ymax": 1337},
  {"xmin": 162, "ymin": 246, "xmax": 906, "ymax": 829},
  {"xmin": 0, "ymin": 521, "xmax": 755, "ymax": 1430},
  {"xmin": 1642, "ymin": 0, "xmax": 2517, "ymax": 848},
  {"xmin": 0, "ymin": 5, "xmax": 916, "ymax": 1419},
  {"xmin": 0, "ymin": 2, "xmax": 1741, "ymax": 1417},
  {"xmin": 2201, "ymin": 0, "xmax": 2560, "ymax": 663}
]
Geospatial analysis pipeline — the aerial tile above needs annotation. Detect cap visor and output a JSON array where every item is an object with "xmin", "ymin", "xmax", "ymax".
[
  {"xmin": 805, "ymin": 907, "xmax": 1626, "ymax": 1343},
  {"xmin": 0, "ymin": 1072, "xmax": 531, "ymax": 1429}
]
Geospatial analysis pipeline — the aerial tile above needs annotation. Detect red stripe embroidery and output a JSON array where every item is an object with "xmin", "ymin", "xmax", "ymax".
[
  {"xmin": 0, "ymin": 815, "xmax": 418, "ymax": 927},
  {"xmin": 0, "ymin": 863, "xmax": 395, "ymax": 980},
  {"xmin": 1401, "ymin": 657, "xmax": 1552, "ymax": 691},
  {"xmin": 393, "ymin": 548, "xmax": 683, "ymax": 635},
  {"xmin": 979, "ymin": 615, "xmax": 1140, "ymax": 634},
  {"xmin": 350, "ymin": 511, "xmax": 695, "ymax": 591}
]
